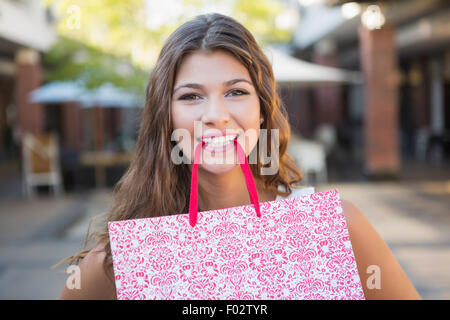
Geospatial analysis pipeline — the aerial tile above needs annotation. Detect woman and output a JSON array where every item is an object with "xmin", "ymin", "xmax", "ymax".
[{"xmin": 60, "ymin": 13, "xmax": 420, "ymax": 300}]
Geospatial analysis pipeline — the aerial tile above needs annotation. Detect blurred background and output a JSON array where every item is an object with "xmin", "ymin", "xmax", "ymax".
[{"xmin": 0, "ymin": 0, "xmax": 449, "ymax": 299}]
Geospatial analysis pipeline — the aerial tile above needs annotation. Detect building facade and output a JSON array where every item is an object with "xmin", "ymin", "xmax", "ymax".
[
  {"xmin": 286, "ymin": 0, "xmax": 450, "ymax": 178},
  {"xmin": 0, "ymin": 0, "xmax": 56, "ymax": 159}
]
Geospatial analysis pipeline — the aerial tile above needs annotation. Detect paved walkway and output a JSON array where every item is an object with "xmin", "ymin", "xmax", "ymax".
[
  {"xmin": 0, "ymin": 180, "xmax": 449, "ymax": 299},
  {"xmin": 0, "ymin": 187, "xmax": 112, "ymax": 299}
]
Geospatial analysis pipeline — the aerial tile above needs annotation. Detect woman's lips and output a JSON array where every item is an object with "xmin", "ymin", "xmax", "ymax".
[
  {"xmin": 196, "ymin": 131, "xmax": 240, "ymax": 142},
  {"xmin": 200, "ymin": 134, "xmax": 240, "ymax": 153}
]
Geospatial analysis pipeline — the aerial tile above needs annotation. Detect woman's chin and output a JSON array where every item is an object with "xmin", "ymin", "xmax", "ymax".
[{"xmin": 199, "ymin": 161, "xmax": 239, "ymax": 175}]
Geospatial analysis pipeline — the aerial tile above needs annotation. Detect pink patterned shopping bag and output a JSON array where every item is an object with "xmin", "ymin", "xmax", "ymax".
[{"xmin": 108, "ymin": 140, "xmax": 365, "ymax": 300}]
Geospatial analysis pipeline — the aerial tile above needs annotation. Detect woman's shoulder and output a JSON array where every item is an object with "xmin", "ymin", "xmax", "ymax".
[
  {"xmin": 59, "ymin": 240, "xmax": 116, "ymax": 300},
  {"xmin": 339, "ymin": 199, "xmax": 421, "ymax": 299}
]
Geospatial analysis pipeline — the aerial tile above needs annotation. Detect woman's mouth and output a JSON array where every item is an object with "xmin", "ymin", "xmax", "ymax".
[{"xmin": 200, "ymin": 134, "xmax": 239, "ymax": 153}]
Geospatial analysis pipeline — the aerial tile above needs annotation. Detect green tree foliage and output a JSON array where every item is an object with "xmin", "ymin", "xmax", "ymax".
[
  {"xmin": 43, "ymin": 37, "xmax": 148, "ymax": 95},
  {"xmin": 233, "ymin": 0, "xmax": 292, "ymax": 44},
  {"xmin": 43, "ymin": 0, "xmax": 293, "ymax": 91}
]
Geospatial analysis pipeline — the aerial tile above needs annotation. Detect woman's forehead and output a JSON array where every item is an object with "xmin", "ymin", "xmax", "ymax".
[{"xmin": 174, "ymin": 50, "xmax": 251, "ymax": 85}]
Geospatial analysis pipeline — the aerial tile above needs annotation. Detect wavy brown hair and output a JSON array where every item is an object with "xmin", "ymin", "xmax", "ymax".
[{"xmin": 59, "ymin": 13, "xmax": 303, "ymax": 286}]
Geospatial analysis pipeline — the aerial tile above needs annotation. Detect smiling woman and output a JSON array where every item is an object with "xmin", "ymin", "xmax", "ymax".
[
  {"xmin": 59, "ymin": 12, "xmax": 303, "ymax": 300},
  {"xmin": 59, "ymin": 12, "xmax": 421, "ymax": 300}
]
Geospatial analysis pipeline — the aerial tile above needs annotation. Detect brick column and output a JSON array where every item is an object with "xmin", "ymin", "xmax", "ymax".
[
  {"xmin": 0, "ymin": 89, "xmax": 6, "ymax": 151},
  {"xmin": 62, "ymin": 101, "xmax": 82, "ymax": 150},
  {"xmin": 410, "ymin": 59, "xmax": 430, "ymax": 129},
  {"xmin": 312, "ymin": 41, "xmax": 343, "ymax": 127},
  {"xmin": 14, "ymin": 49, "xmax": 45, "ymax": 140},
  {"xmin": 94, "ymin": 106, "xmax": 104, "ymax": 151},
  {"xmin": 409, "ymin": 59, "xmax": 430, "ymax": 160},
  {"xmin": 358, "ymin": 24, "xmax": 400, "ymax": 178},
  {"xmin": 279, "ymin": 86, "xmax": 313, "ymax": 137}
]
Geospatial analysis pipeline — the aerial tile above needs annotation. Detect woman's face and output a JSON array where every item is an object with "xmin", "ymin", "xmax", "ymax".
[{"xmin": 171, "ymin": 49, "xmax": 261, "ymax": 174}]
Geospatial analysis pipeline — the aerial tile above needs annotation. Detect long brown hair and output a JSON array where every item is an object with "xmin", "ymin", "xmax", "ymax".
[{"xmin": 60, "ymin": 12, "xmax": 302, "ymax": 283}]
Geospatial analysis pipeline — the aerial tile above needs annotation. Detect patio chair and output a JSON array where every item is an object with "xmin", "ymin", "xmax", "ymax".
[
  {"xmin": 288, "ymin": 134, "xmax": 328, "ymax": 186},
  {"xmin": 22, "ymin": 132, "xmax": 64, "ymax": 198},
  {"xmin": 313, "ymin": 124, "xmax": 337, "ymax": 156}
]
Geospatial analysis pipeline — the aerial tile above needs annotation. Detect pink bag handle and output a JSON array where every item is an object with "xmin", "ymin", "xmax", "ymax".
[{"xmin": 189, "ymin": 139, "xmax": 261, "ymax": 227}]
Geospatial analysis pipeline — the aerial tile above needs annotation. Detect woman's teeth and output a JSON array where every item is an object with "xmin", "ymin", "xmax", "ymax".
[{"xmin": 203, "ymin": 135, "xmax": 237, "ymax": 147}]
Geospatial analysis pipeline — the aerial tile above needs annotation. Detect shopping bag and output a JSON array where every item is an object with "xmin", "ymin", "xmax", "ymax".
[{"xmin": 108, "ymin": 139, "xmax": 365, "ymax": 300}]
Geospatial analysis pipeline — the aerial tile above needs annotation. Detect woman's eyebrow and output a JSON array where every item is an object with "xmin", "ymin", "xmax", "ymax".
[{"xmin": 173, "ymin": 78, "xmax": 253, "ymax": 94}]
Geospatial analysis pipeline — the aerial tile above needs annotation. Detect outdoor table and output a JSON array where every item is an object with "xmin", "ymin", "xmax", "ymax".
[{"xmin": 80, "ymin": 151, "xmax": 134, "ymax": 187}]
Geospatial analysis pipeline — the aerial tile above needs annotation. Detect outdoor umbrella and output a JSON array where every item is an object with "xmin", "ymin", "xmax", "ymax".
[
  {"xmin": 29, "ymin": 81, "xmax": 142, "ymax": 186},
  {"xmin": 77, "ymin": 82, "xmax": 143, "ymax": 152},
  {"xmin": 30, "ymin": 81, "xmax": 143, "ymax": 150},
  {"xmin": 79, "ymin": 82, "xmax": 143, "ymax": 108},
  {"xmin": 29, "ymin": 80, "xmax": 87, "ymax": 103},
  {"xmin": 77, "ymin": 83, "xmax": 144, "ymax": 187},
  {"xmin": 29, "ymin": 81, "xmax": 143, "ymax": 107},
  {"xmin": 263, "ymin": 47, "xmax": 362, "ymax": 85}
]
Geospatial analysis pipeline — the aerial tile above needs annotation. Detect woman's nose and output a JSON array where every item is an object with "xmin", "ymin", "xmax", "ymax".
[{"xmin": 201, "ymin": 96, "xmax": 230, "ymax": 126}]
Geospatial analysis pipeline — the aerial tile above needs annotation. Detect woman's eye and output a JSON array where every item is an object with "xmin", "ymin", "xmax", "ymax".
[
  {"xmin": 178, "ymin": 94, "xmax": 201, "ymax": 101},
  {"xmin": 177, "ymin": 90, "xmax": 248, "ymax": 101},
  {"xmin": 227, "ymin": 89, "xmax": 248, "ymax": 97}
]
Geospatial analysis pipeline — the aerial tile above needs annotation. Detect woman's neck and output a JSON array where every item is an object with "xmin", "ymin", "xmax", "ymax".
[{"xmin": 197, "ymin": 165, "xmax": 276, "ymax": 212}]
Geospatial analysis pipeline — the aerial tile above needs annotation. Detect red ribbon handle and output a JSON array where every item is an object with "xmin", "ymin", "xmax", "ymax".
[{"xmin": 189, "ymin": 139, "xmax": 261, "ymax": 227}]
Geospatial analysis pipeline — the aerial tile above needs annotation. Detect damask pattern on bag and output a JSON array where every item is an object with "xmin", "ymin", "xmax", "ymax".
[{"xmin": 108, "ymin": 189, "xmax": 365, "ymax": 300}]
